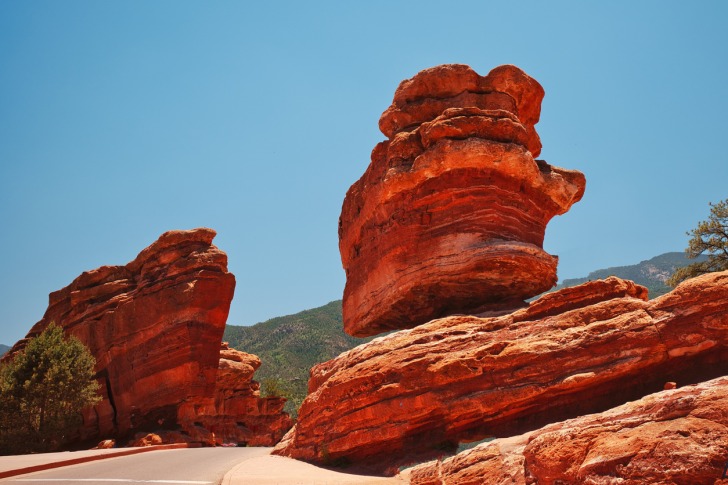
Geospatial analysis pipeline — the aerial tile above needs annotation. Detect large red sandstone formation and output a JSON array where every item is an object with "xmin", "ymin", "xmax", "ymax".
[
  {"xmin": 4, "ymin": 228, "xmax": 291, "ymax": 446},
  {"xmin": 339, "ymin": 64, "xmax": 586, "ymax": 337},
  {"xmin": 273, "ymin": 271, "xmax": 728, "ymax": 473},
  {"xmin": 410, "ymin": 376, "xmax": 728, "ymax": 484}
]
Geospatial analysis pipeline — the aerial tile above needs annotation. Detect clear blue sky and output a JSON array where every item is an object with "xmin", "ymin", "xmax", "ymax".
[{"xmin": 2, "ymin": 1, "xmax": 727, "ymax": 345}]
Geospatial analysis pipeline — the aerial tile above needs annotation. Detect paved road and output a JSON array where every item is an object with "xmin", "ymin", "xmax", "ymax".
[{"xmin": 1, "ymin": 448, "xmax": 270, "ymax": 485}]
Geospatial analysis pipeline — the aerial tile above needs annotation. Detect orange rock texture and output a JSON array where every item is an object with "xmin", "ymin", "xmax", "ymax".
[
  {"xmin": 339, "ymin": 64, "xmax": 586, "ymax": 337},
  {"xmin": 4, "ymin": 228, "xmax": 291, "ymax": 446},
  {"xmin": 178, "ymin": 343, "xmax": 293, "ymax": 446},
  {"xmin": 273, "ymin": 272, "xmax": 728, "ymax": 472},
  {"xmin": 410, "ymin": 376, "xmax": 728, "ymax": 484}
]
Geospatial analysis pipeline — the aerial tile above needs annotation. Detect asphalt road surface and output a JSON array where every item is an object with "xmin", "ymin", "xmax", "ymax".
[{"xmin": 1, "ymin": 448, "xmax": 270, "ymax": 485}]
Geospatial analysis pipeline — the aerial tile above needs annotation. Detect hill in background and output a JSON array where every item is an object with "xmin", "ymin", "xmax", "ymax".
[
  {"xmin": 226, "ymin": 251, "xmax": 705, "ymax": 418},
  {"xmin": 554, "ymin": 252, "xmax": 707, "ymax": 298},
  {"xmin": 223, "ymin": 300, "xmax": 374, "ymax": 416},
  {"xmin": 0, "ymin": 344, "xmax": 8, "ymax": 357}
]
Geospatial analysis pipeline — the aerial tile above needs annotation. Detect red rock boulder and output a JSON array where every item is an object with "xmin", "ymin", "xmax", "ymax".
[
  {"xmin": 273, "ymin": 272, "xmax": 728, "ymax": 473},
  {"xmin": 410, "ymin": 375, "xmax": 728, "ymax": 484},
  {"xmin": 339, "ymin": 64, "xmax": 586, "ymax": 337}
]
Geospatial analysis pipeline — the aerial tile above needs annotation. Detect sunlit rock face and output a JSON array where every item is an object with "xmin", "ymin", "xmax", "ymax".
[
  {"xmin": 410, "ymin": 375, "xmax": 728, "ymax": 485},
  {"xmin": 273, "ymin": 272, "xmax": 728, "ymax": 473},
  {"xmin": 339, "ymin": 64, "xmax": 586, "ymax": 337},
  {"xmin": 5, "ymin": 228, "xmax": 291, "ymax": 446}
]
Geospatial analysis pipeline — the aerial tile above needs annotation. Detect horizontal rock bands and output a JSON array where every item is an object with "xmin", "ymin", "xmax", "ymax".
[
  {"xmin": 410, "ymin": 375, "xmax": 728, "ymax": 484},
  {"xmin": 274, "ymin": 273, "xmax": 728, "ymax": 473}
]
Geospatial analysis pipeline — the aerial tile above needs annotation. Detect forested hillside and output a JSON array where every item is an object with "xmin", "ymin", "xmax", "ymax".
[{"xmin": 223, "ymin": 301, "xmax": 372, "ymax": 416}]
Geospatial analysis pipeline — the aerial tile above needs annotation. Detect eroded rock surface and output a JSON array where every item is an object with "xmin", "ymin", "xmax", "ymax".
[
  {"xmin": 339, "ymin": 64, "xmax": 585, "ymax": 337},
  {"xmin": 178, "ymin": 343, "xmax": 293, "ymax": 446},
  {"xmin": 273, "ymin": 272, "xmax": 728, "ymax": 473},
  {"xmin": 4, "ymin": 228, "xmax": 291, "ymax": 446},
  {"xmin": 410, "ymin": 376, "xmax": 728, "ymax": 485}
]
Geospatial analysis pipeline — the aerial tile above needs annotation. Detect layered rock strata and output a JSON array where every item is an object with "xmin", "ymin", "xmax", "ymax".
[
  {"xmin": 339, "ymin": 64, "xmax": 586, "ymax": 337},
  {"xmin": 410, "ymin": 375, "xmax": 728, "ymax": 484},
  {"xmin": 273, "ymin": 272, "xmax": 728, "ymax": 473},
  {"xmin": 4, "ymin": 228, "xmax": 291, "ymax": 446},
  {"xmin": 178, "ymin": 343, "xmax": 293, "ymax": 446}
]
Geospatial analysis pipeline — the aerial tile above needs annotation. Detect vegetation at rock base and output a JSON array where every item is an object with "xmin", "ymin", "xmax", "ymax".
[
  {"xmin": 224, "ymin": 301, "xmax": 374, "ymax": 417},
  {"xmin": 260, "ymin": 376, "xmax": 290, "ymax": 399},
  {"xmin": 668, "ymin": 199, "xmax": 728, "ymax": 287},
  {"xmin": 0, "ymin": 324, "xmax": 101, "ymax": 455}
]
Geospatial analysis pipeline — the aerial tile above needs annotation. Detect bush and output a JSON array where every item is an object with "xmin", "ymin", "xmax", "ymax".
[
  {"xmin": 0, "ymin": 324, "xmax": 101, "ymax": 454},
  {"xmin": 260, "ymin": 377, "xmax": 290, "ymax": 399}
]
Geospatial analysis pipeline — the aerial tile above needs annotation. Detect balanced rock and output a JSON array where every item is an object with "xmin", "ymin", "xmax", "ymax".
[
  {"xmin": 410, "ymin": 375, "xmax": 728, "ymax": 484},
  {"xmin": 339, "ymin": 64, "xmax": 586, "ymax": 337},
  {"xmin": 4, "ymin": 228, "xmax": 291, "ymax": 446},
  {"xmin": 273, "ymin": 271, "xmax": 728, "ymax": 473}
]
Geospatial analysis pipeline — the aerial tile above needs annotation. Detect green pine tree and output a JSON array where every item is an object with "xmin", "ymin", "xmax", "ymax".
[
  {"xmin": 668, "ymin": 199, "xmax": 728, "ymax": 286},
  {"xmin": 0, "ymin": 324, "xmax": 101, "ymax": 454}
]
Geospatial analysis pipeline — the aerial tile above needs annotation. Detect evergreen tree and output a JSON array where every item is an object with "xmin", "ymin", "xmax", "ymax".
[
  {"xmin": 668, "ymin": 199, "xmax": 728, "ymax": 286},
  {"xmin": 0, "ymin": 324, "xmax": 101, "ymax": 454}
]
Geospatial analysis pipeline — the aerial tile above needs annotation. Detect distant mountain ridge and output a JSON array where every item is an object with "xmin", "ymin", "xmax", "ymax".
[
  {"xmin": 0, "ymin": 344, "xmax": 8, "ymax": 357},
  {"xmin": 223, "ymin": 301, "xmax": 373, "ymax": 416},
  {"xmin": 556, "ymin": 252, "xmax": 707, "ymax": 299},
  {"xmin": 225, "ymin": 251, "xmax": 703, "ymax": 417}
]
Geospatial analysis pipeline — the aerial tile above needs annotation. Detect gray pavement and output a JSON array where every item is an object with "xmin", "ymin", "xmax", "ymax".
[
  {"xmin": 0, "ymin": 446, "xmax": 187, "ymax": 478},
  {"xmin": 0, "ymin": 447, "xmax": 408, "ymax": 485},
  {"xmin": 0, "ymin": 449, "xmax": 135, "ymax": 475}
]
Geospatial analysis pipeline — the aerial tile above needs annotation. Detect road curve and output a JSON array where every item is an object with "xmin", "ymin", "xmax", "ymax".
[{"xmin": 2, "ymin": 448, "xmax": 270, "ymax": 485}]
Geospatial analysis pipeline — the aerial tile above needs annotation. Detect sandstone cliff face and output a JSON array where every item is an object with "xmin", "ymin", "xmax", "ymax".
[
  {"xmin": 5, "ymin": 228, "xmax": 291, "ymax": 446},
  {"xmin": 410, "ymin": 376, "xmax": 728, "ymax": 485},
  {"xmin": 273, "ymin": 272, "xmax": 728, "ymax": 472},
  {"xmin": 339, "ymin": 64, "xmax": 586, "ymax": 337}
]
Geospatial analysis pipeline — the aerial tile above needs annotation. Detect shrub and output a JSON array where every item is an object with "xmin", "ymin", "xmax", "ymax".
[{"xmin": 0, "ymin": 324, "xmax": 101, "ymax": 454}]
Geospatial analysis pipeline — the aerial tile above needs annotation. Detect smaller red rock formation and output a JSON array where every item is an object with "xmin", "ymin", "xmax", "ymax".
[
  {"xmin": 130, "ymin": 433, "xmax": 163, "ymax": 447},
  {"xmin": 410, "ymin": 376, "xmax": 728, "ymax": 484},
  {"xmin": 273, "ymin": 272, "xmax": 728, "ymax": 473},
  {"xmin": 177, "ymin": 343, "xmax": 293, "ymax": 446},
  {"xmin": 339, "ymin": 64, "xmax": 585, "ymax": 337},
  {"xmin": 93, "ymin": 440, "xmax": 115, "ymax": 450}
]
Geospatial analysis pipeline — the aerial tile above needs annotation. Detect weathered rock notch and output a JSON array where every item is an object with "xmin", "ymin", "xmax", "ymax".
[
  {"xmin": 339, "ymin": 64, "xmax": 586, "ymax": 337},
  {"xmin": 4, "ymin": 228, "xmax": 292, "ymax": 446}
]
